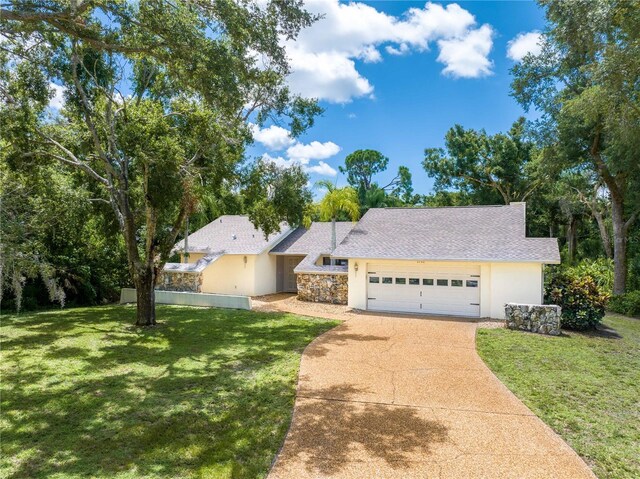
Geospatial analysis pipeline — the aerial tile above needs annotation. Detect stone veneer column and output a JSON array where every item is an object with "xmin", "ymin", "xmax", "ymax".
[
  {"xmin": 505, "ymin": 303, "xmax": 561, "ymax": 335},
  {"xmin": 156, "ymin": 271, "xmax": 203, "ymax": 293},
  {"xmin": 297, "ymin": 273, "xmax": 348, "ymax": 304}
]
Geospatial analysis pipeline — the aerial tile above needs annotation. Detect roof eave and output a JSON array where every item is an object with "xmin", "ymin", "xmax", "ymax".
[{"xmin": 331, "ymin": 255, "xmax": 561, "ymax": 264}]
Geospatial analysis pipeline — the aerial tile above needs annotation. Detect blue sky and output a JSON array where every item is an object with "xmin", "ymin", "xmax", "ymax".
[{"xmin": 248, "ymin": 1, "xmax": 547, "ymax": 196}]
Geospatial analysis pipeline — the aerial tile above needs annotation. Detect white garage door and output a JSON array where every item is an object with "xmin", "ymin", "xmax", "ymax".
[{"xmin": 367, "ymin": 263, "xmax": 481, "ymax": 317}]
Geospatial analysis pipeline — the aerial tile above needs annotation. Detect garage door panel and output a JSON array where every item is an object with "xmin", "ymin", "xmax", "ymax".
[
  {"xmin": 368, "ymin": 300, "xmax": 422, "ymax": 313},
  {"xmin": 367, "ymin": 264, "xmax": 480, "ymax": 317}
]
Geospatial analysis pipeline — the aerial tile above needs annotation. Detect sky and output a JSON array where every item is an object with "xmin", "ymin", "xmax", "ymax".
[{"xmin": 248, "ymin": 0, "xmax": 547, "ymax": 196}]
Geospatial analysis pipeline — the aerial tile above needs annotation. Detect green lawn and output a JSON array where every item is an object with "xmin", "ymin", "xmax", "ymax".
[
  {"xmin": 477, "ymin": 314, "xmax": 640, "ymax": 479},
  {"xmin": 0, "ymin": 305, "xmax": 338, "ymax": 479}
]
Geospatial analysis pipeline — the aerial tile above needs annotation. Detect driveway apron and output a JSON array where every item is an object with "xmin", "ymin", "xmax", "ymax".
[{"xmin": 268, "ymin": 314, "xmax": 596, "ymax": 479}]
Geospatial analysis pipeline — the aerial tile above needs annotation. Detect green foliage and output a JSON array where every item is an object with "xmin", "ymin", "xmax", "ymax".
[
  {"xmin": 0, "ymin": 162, "xmax": 129, "ymax": 311},
  {"xmin": 339, "ymin": 149, "xmax": 419, "ymax": 214},
  {"xmin": 423, "ymin": 117, "xmax": 543, "ymax": 205},
  {"xmin": 0, "ymin": 305, "xmax": 339, "ymax": 478},
  {"xmin": 607, "ymin": 291, "xmax": 640, "ymax": 318},
  {"xmin": 546, "ymin": 273, "xmax": 608, "ymax": 330},
  {"xmin": 511, "ymin": 0, "xmax": 640, "ymax": 294},
  {"xmin": 242, "ymin": 161, "xmax": 313, "ymax": 239},
  {"xmin": 564, "ymin": 258, "xmax": 614, "ymax": 295},
  {"xmin": 316, "ymin": 181, "xmax": 360, "ymax": 223},
  {"xmin": 1, "ymin": 1, "xmax": 320, "ymax": 323},
  {"xmin": 339, "ymin": 149, "xmax": 389, "ymax": 191}
]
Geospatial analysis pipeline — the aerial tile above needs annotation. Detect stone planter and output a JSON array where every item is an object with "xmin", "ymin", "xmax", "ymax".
[
  {"xmin": 297, "ymin": 273, "xmax": 348, "ymax": 304},
  {"xmin": 156, "ymin": 271, "xmax": 202, "ymax": 293},
  {"xmin": 505, "ymin": 303, "xmax": 561, "ymax": 336}
]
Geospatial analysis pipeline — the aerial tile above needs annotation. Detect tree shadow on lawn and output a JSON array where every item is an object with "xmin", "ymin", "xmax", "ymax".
[
  {"xmin": 1, "ymin": 305, "xmax": 337, "ymax": 479},
  {"xmin": 554, "ymin": 324, "xmax": 623, "ymax": 340}
]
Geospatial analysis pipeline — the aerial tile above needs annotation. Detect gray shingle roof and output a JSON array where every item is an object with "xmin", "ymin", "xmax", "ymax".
[
  {"xmin": 162, "ymin": 254, "xmax": 222, "ymax": 273},
  {"xmin": 173, "ymin": 215, "xmax": 291, "ymax": 255},
  {"xmin": 271, "ymin": 222, "xmax": 354, "ymax": 254},
  {"xmin": 271, "ymin": 222, "xmax": 355, "ymax": 274},
  {"xmin": 332, "ymin": 203, "xmax": 560, "ymax": 263}
]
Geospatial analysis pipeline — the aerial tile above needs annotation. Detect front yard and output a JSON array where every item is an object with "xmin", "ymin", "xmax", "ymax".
[
  {"xmin": 0, "ymin": 305, "xmax": 338, "ymax": 479},
  {"xmin": 477, "ymin": 314, "xmax": 640, "ymax": 479}
]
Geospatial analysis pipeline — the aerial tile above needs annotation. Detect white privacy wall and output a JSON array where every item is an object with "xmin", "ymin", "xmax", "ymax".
[
  {"xmin": 348, "ymin": 259, "xmax": 544, "ymax": 319},
  {"xmin": 201, "ymin": 255, "xmax": 257, "ymax": 295},
  {"xmin": 488, "ymin": 262, "xmax": 543, "ymax": 319}
]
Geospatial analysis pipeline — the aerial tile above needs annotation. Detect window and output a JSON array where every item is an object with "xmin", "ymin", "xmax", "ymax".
[
  {"xmin": 322, "ymin": 257, "xmax": 348, "ymax": 266},
  {"xmin": 423, "ymin": 278, "xmax": 434, "ymax": 286},
  {"xmin": 409, "ymin": 278, "xmax": 420, "ymax": 285},
  {"xmin": 382, "ymin": 277, "xmax": 392, "ymax": 284},
  {"xmin": 451, "ymin": 279, "xmax": 463, "ymax": 287},
  {"xmin": 437, "ymin": 279, "xmax": 449, "ymax": 286},
  {"xmin": 466, "ymin": 280, "xmax": 478, "ymax": 288},
  {"xmin": 395, "ymin": 277, "xmax": 406, "ymax": 285},
  {"xmin": 369, "ymin": 276, "xmax": 380, "ymax": 284}
]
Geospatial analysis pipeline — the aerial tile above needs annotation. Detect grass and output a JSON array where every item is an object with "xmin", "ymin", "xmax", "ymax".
[
  {"xmin": 477, "ymin": 314, "xmax": 640, "ymax": 479},
  {"xmin": 0, "ymin": 305, "xmax": 339, "ymax": 479}
]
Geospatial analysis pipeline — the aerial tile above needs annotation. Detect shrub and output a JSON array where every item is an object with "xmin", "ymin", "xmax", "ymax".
[
  {"xmin": 546, "ymin": 273, "xmax": 608, "ymax": 330},
  {"xmin": 607, "ymin": 291, "xmax": 640, "ymax": 317},
  {"xmin": 564, "ymin": 258, "xmax": 614, "ymax": 295}
]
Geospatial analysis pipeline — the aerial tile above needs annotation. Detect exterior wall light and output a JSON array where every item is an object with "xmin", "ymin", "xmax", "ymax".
[
  {"xmin": 354, "ymin": 262, "xmax": 359, "ymax": 272},
  {"xmin": 243, "ymin": 256, "xmax": 247, "ymax": 266}
]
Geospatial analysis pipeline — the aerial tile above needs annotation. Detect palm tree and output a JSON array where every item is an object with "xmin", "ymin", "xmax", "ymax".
[{"xmin": 317, "ymin": 180, "xmax": 360, "ymax": 265}]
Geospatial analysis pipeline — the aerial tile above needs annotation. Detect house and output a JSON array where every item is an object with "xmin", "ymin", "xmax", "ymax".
[
  {"xmin": 159, "ymin": 203, "xmax": 560, "ymax": 319},
  {"xmin": 159, "ymin": 215, "xmax": 352, "ymax": 298}
]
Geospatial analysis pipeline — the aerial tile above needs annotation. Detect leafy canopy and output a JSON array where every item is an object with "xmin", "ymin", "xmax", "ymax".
[
  {"xmin": 316, "ymin": 180, "xmax": 360, "ymax": 223},
  {"xmin": 423, "ymin": 118, "xmax": 543, "ymax": 205},
  {"xmin": 0, "ymin": 0, "xmax": 320, "ymax": 322}
]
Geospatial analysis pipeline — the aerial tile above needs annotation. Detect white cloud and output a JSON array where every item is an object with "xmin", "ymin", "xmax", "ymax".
[
  {"xmin": 49, "ymin": 83, "xmax": 65, "ymax": 109},
  {"xmin": 359, "ymin": 45, "xmax": 383, "ymax": 63},
  {"xmin": 261, "ymin": 153, "xmax": 301, "ymax": 168},
  {"xmin": 250, "ymin": 123, "xmax": 295, "ymax": 150},
  {"xmin": 507, "ymin": 31, "xmax": 543, "ymax": 62},
  {"xmin": 386, "ymin": 43, "xmax": 410, "ymax": 56},
  {"xmin": 286, "ymin": 50, "xmax": 374, "ymax": 103},
  {"xmin": 437, "ymin": 24, "xmax": 494, "ymax": 78},
  {"xmin": 260, "ymin": 138, "xmax": 341, "ymax": 177},
  {"xmin": 305, "ymin": 161, "xmax": 337, "ymax": 177},
  {"xmin": 283, "ymin": 0, "xmax": 494, "ymax": 102},
  {"xmin": 286, "ymin": 140, "xmax": 341, "ymax": 162}
]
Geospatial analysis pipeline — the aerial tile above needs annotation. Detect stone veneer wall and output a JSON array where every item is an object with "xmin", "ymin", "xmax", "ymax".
[
  {"xmin": 297, "ymin": 273, "xmax": 348, "ymax": 305},
  {"xmin": 505, "ymin": 303, "xmax": 561, "ymax": 336},
  {"xmin": 156, "ymin": 271, "xmax": 202, "ymax": 293}
]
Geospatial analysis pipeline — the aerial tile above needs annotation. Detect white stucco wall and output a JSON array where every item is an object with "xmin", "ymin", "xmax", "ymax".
[
  {"xmin": 201, "ymin": 254, "xmax": 257, "ymax": 296},
  {"xmin": 196, "ymin": 252, "xmax": 277, "ymax": 296},
  {"xmin": 488, "ymin": 262, "xmax": 543, "ymax": 319},
  {"xmin": 253, "ymin": 251, "xmax": 278, "ymax": 296},
  {"xmin": 348, "ymin": 259, "xmax": 544, "ymax": 319}
]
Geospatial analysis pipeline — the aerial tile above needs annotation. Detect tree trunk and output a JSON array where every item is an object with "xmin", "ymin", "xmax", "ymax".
[
  {"xmin": 592, "ymin": 209, "xmax": 613, "ymax": 259},
  {"xmin": 330, "ymin": 217, "xmax": 336, "ymax": 266},
  {"xmin": 135, "ymin": 266, "xmax": 157, "ymax": 326},
  {"xmin": 611, "ymin": 196, "xmax": 627, "ymax": 295},
  {"xmin": 566, "ymin": 217, "xmax": 578, "ymax": 264}
]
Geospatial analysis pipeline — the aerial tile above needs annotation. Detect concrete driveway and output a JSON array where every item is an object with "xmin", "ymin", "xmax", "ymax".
[{"xmin": 268, "ymin": 312, "xmax": 595, "ymax": 479}]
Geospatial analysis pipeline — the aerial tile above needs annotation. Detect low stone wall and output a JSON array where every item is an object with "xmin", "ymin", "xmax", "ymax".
[
  {"xmin": 505, "ymin": 303, "xmax": 561, "ymax": 336},
  {"xmin": 156, "ymin": 271, "xmax": 202, "ymax": 293},
  {"xmin": 297, "ymin": 273, "xmax": 348, "ymax": 305}
]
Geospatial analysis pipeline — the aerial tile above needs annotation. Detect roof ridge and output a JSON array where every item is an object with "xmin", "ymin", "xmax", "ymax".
[{"xmin": 377, "ymin": 204, "xmax": 511, "ymax": 210}]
